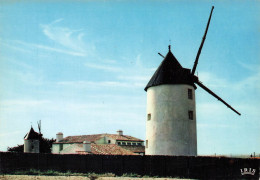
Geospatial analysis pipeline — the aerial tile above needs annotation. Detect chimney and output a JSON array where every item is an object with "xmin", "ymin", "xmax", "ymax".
[
  {"xmin": 56, "ymin": 132, "xmax": 63, "ymax": 142},
  {"xmin": 117, "ymin": 130, "xmax": 123, "ymax": 136},
  {"xmin": 83, "ymin": 141, "xmax": 91, "ymax": 152}
]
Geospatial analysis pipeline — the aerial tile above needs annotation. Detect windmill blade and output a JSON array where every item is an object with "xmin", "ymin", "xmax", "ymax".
[
  {"xmin": 191, "ymin": 6, "xmax": 214, "ymax": 76},
  {"xmin": 37, "ymin": 120, "xmax": 41, "ymax": 134},
  {"xmin": 195, "ymin": 79, "xmax": 241, "ymax": 116},
  {"xmin": 158, "ymin": 52, "xmax": 165, "ymax": 58}
]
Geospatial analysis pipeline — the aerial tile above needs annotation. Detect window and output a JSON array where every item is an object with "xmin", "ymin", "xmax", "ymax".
[
  {"xmin": 188, "ymin": 111, "xmax": 193, "ymax": 120},
  {"xmin": 147, "ymin": 113, "xmax": 151, "ymax": 121},
  {"xmin": 108, "ymin": 140, "xmax": 111, "ymax": 144},
  {"xmin": 59, "ymin": 144, "xmax": 63, "ymax": 151},
  {"xmin": 127, "ymin": 142, "xmax": 131, "ymax": 145},
  {"xmin": 122, "ymin": 142, "xmax": 126, "ymax": 145},
  {"xmin": 31, "ymin": 145, "xmax": 34, "ymax": 150},
  {"xmin": 137, "ymin": 143, "xmax": 141, "ymax": 146},
  {"xmin": 117, "ymin": 142, "xmax": 121, "ymax": 145},
  {"xmin": 146, "ymin": 140, "xmax": 148, "ymax": 148},
  {"xmin": 132, "ymin": 143, "xmax": 137, "ymax": 146},
  {"xmin": 188, "ymin": 89, "xmax": 193, "ymax": 99}
]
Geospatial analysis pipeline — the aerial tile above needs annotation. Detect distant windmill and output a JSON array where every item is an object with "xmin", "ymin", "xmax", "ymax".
[
  {"xmin": 37, "ymin": 120, "xmax": 42, "ymax": 135},
  {"xmin": 145, "ymin": 6, "xmax": 240, "ymax": 156}
]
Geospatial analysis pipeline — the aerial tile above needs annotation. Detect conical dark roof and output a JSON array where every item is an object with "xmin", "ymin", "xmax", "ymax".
[
  {"xmin": 24, "ymin": 127, "xmax": 40, "ymax": 140},
  {"xmin": 144, "ymin": 49, "xmax": 193, "ymax": 91}
]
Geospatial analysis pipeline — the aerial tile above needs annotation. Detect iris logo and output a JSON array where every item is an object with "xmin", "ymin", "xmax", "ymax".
[{"xmin": 240, "ymin": 168, "xmax": 256, "ymax": 176}]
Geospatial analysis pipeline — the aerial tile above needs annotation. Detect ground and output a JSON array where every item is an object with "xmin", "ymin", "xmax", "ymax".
[{"xmin": 0, "ymin": 175, "xmax": 193, "ymax": 180}]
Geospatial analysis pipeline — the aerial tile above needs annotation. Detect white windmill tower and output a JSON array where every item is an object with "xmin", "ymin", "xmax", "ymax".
[{"xmin": 144, "ymin": 6, "xmax": 240, "ymax": 156}]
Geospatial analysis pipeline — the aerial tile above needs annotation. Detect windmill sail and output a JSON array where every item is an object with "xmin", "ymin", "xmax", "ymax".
[
  {"xmin": 37, "ymin": 120, "xmax": 41, "ymax": 134},
  {"xmin": 191, "ymin": 6, "xmax": 214, "ymax": 76},
  {"xmin": 194, "ymin": 79, "xmax": 241, "ymax": 115}
]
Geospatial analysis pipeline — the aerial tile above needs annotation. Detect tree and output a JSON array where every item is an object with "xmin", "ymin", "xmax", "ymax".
[
  {"xmin": 7, "ymin": 137, "xmax": 55, "ymax": 153},
  {"xmin": 39, "ymin": 137, "xmax": 55, "ymax": 153},
  {"xmin": 7, "ymin": 144, "xmax": 24, "ymax": 152}
]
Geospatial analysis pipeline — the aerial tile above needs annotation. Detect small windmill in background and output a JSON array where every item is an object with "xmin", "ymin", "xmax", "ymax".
[{"xmin": 24, "ymin": 120, "xmax": 42, "ymax": 153}]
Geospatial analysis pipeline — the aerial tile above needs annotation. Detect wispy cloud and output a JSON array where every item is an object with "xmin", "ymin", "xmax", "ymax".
[
  {"xmin": 1, "ymin": 66, "xmax": 44, "ymax": 86},
  {"xmin": 40, "ymin": 19, "xmax": 95, "ymax": 57},
  {"xmin": 1, "ymin": 100, "xmax": 50, "ymax": 107},
  {"xmin": 84, "ymin": 62, "xmax": 122, "ymax": 72},
  {"xmin": 0, "ymin": 55, "xmax": 33, "ymax": 70},
  {"xmin": 198, "ymin": 65, "xmax": 260, "ymax": 92},
  {"xmin": 14, "ymin": 40, "xmax": 86, "ymax": 57},
  {"xmin": 57, "ymin": 80, "xmax": 144, "ymax": 88},
  {"xmin": 197, "ymin": 72, "xmax": 228, "ymax": 88},
  {"xmin": 2, "ymin": 38, "xmax": 86, "ymax": 57},
  {"xmin": 117, "ymin": 75, "xmax": 150, "ymax": 82},
  {"xmin": 1, "ymin": 40, "xmax": 31, "ymax": 54},
  {"xmin": 1, "ymin": 18, "xmax": 93, "ymax": 57},
  {"xmin": 237, "ymin": 61, "xmax": 258, "ymax": 71}
]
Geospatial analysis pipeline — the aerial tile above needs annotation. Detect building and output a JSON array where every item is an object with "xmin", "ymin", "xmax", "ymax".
[
  {"xmin": 52, "ymin": 130, "xmax": 145, "ymax": 155},
  {"xmin": 144, "ymin": 46, "xmax": 197, "ymax": 156},
  {"xmin": 24, "ymin": 127, "xmax": 42, "ymax": 153},
  {"xmin": 144, "ymin": 7, "xmax": 240, "ymax": 156}
]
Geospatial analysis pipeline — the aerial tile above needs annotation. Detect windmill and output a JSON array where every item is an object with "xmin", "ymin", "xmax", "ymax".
[{"xmin": 144, "ymin": 6, "xmax": 240, "ymax": 156}]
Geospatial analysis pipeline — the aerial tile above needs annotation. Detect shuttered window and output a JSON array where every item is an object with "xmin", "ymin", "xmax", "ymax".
[{"xmin": 188, "ymin": 111, "xmax": 194, "ymax": 120}]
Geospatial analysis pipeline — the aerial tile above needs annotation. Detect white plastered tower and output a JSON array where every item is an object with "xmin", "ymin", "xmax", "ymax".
[{"xmin": 145, "ymin": 47, "xmax": 197, "ymax": 156}]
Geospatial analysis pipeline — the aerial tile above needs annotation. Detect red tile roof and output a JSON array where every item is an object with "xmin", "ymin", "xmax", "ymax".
[
  {"xmin": 55, "ymin": 134, "xmax": 104, "ymax": 143},
  {"xmin": 105, "ymin": 134, "xmax": 143, "ymax": 142},
  {"xmin": 77, "ymin": 144, "xmax": 137, "ymax": 155},
  {"xmin": 120, "ymin": 145, "xmax": 145, "ymax": 153},
  {"xmin": 54, "ymin": 133, "xmax": 143, "ymax": 144}
]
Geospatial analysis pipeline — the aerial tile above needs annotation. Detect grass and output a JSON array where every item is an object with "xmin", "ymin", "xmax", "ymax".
[
  {"xmin": 5, "ymin": 169, "xmax": 120, "ymax": 177},
  {"xmin": 9, "ymin": 169, "xmax": 91, "ymax": 176},
  {"xmin": 2, "ymin": 169, "xmax": 181, "ymax": 178},
  {"xmin": 121, "ymin": 173, "xmax": 140, "ymax": 177}
]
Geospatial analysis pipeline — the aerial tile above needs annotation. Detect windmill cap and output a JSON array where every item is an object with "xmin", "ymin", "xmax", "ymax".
[
  {"xmin": 24, "ymin": 127, "xmax": 41, "ymax": 140},
  {"xmin": 56, "ymin": 132, "xmax": 63, "ymax": 135},
  {"xmin": 144, "ymin": 50, "xmax": 193, "ymax": 91}
]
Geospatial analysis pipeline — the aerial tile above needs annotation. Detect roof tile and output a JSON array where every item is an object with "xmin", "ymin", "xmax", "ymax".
[
  {"xmin": 54, "ymin": 133, "xmax": 143, "ymax": 144},
  {"xmin": 69, "ymin": 144, "xmax": 137, "ymax": 155},
  {"xmin": 120, "ymin": 145, "xmax": 145, "ymax": 153}
]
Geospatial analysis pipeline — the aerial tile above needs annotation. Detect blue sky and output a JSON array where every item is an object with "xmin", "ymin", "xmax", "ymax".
[{"xmin": 0, "ymin": 0, "xmax": 259, "ymax": 155}]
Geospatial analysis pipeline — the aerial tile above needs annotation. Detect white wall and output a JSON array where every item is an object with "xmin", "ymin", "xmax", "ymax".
[
  {"xmin": 146, "ymin": 84, "xmax": 197, "ymax": 156},
  {"xmin": 52, "ymin": 143, "xmax": 76, "ymax": 154},
  {"xmin": 24, "ymin": 139, "xmax": 39, "ymax": 153}
]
